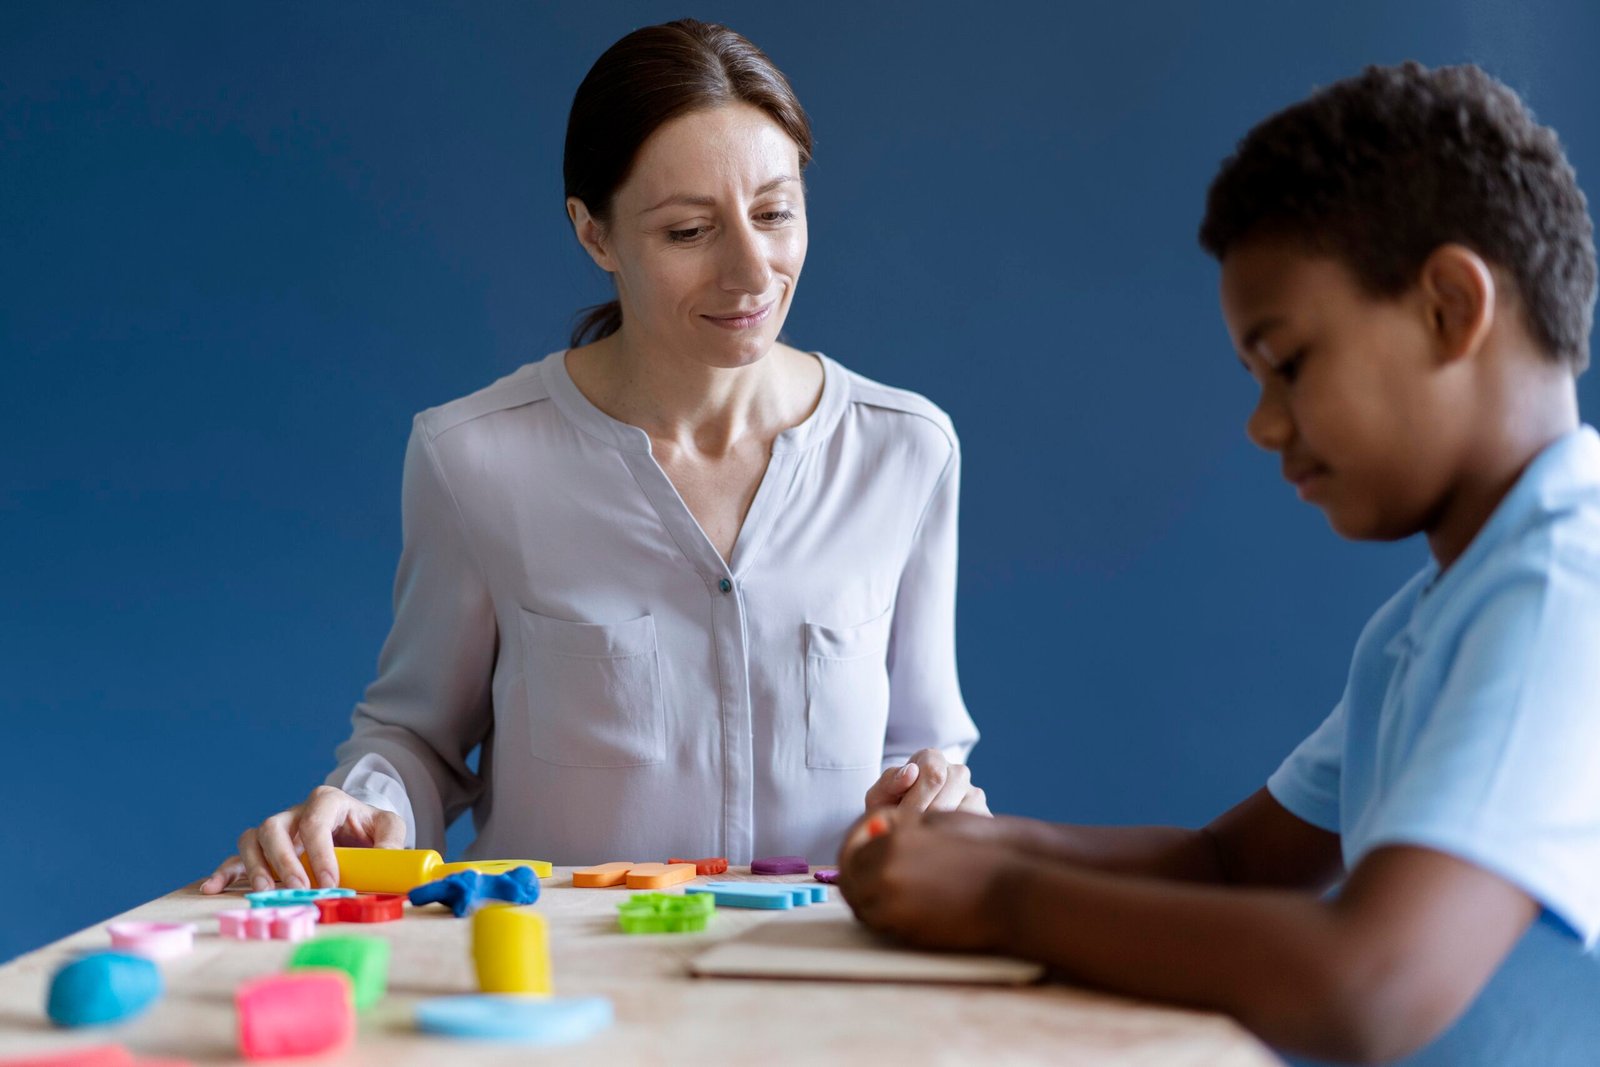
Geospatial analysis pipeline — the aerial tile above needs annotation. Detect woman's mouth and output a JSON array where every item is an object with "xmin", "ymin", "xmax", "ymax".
[{"xmin": 702, "ymin": 303, "xmax": 773, "ymax": 331}]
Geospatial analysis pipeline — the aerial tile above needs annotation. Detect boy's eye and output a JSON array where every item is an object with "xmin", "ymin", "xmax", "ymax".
[{"xmin": 1275, "ymin": 348, "xmax": 1308, "ymax": 383}]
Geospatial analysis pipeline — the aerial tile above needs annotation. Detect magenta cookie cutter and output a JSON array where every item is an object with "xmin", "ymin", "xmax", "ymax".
[
  {"xmin": 218, "ymin": 904, "xmax": 319, "ymax": 941},
  {"xmin": 107, "ymin": 920, "xmax": 198, "ymax": 960}
]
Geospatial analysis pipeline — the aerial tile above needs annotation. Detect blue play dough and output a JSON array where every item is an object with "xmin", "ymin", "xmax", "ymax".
[
  {"xmin": 47, "ymin": 951, "xmax": 163, "ymax": 1027},
  {"xmin": 408, "ymin": 866, "xmax": 540, "ymax": 917},
  {"xmin": 415, "ymin": 995, "xmax": 613, "ymax": 1042}
]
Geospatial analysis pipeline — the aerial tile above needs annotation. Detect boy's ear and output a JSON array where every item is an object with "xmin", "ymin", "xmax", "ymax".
[
  {"xmin": 567, "ymin": 197, "xmax": 618, "ymax": 273},
  {"xmin": 1419, "ymin": 243, "xmax": 1495, "ymax": 366}
]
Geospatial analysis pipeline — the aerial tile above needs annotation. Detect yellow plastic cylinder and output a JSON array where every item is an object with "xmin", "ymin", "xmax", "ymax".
[
  {"xmin": 473, "ymin": 905, "xmax": 550, "ymax": 995},
  {"xmin": 299, "ymin": 847, "xmax": 443, "ymax": 893}
]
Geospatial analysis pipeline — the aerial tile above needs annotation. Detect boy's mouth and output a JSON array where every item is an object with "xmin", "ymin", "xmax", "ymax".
[{"xmin": 1284, "ymin": 462, "xmax": 1332, "ymax": 498}]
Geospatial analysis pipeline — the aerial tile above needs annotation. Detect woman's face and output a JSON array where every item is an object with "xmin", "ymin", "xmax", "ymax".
[{"xmin": 570, "ymin": 103, "xmax": 807, "ymax": 368}]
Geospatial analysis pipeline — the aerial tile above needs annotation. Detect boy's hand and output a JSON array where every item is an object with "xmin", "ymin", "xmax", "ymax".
[
  {"xmin": 200, "ymin": 786, "xmax": 406, "ymax": 894},
  {"xmin": 865, "ymin": 748, "xmax": 990, "ymax": 816},
  {"xmin": 837, "ymin": 812, "xmax": 1018, "ymax": 952}
]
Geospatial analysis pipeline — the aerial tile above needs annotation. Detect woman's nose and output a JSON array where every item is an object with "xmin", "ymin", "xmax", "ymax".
[{"xmin": 718, "ymin": 220, "xmax": 773, "ymax": 295}]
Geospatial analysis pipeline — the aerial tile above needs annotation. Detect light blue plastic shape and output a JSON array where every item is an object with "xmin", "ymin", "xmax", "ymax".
[
  {"xmin": 686, "ymin": 882, "xmax": 827, "ymax": 909},
  {"xmin": 415, "ymin": 995, "xmax": 614, "ymax": 1043},
  {"xmin": 246, "ymin": 887, "xmax": 357, "ymax": 907}
]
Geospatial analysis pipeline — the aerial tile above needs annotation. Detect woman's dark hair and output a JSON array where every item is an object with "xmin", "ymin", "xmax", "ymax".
[
  {"xmin": 1199, "ymin": 61, "xmax": 1596, "ymax": 371},
  {"xmin": 564, "ymin": 19, "xmax": 814, "ymax": 348}
]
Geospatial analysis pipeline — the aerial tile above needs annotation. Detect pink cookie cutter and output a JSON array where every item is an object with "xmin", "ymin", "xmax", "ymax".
[
  {"xmin": 108, "ymin": 920, "xmax": 198, "ymax": 960},
  {"xmin": 218, "ymin": 904, "xmax": 318, "ymax": 941}
]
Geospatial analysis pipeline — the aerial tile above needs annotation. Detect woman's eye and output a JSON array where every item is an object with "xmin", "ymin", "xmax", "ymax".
[
  {"xmin": 757, "ymin": 209, "xmax": 797, "ymax": 224},
  {"xmin": 667, "ymin": 226, "xmax": 708, "ymax": 243}
]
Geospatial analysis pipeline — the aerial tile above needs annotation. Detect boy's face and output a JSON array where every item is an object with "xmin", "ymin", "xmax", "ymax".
[{"xmin": 1219, "ymin": 237, "xmax": 1466, "ymax": 542}]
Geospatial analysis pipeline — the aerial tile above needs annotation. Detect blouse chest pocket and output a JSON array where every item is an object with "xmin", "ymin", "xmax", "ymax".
[
  {"xmin": 805, "ymin": 607, "xmax": 894, "ymax": 770},
  {"xmin": 520, "ymin": 609, "xmax": 665, "ymax": 768}
]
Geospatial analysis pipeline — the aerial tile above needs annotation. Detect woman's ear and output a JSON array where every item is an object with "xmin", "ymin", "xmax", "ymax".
[
  {"xmin": 1419, "ymin": 243, "xmax": 1496, "ymax": 366},
  {"xmin": 567, "ymin": 197, "xmax": 617, "ymax": 273}
]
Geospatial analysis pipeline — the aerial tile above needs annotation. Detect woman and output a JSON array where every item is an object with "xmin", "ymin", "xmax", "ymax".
[{"xmin": 203, "ymin": 19, "xmax": 985, "ymax": 895}]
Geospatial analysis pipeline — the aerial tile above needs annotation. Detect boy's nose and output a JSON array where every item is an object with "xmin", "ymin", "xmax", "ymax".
[{"xmin": 1246, "ymin": 389, "xmax": 1293, "ymax": 453}]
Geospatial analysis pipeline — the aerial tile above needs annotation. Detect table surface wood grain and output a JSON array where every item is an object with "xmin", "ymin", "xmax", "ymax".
[{"xmin": 0, "ymin": 868, "xmax": 1283, "ymax": 1066}]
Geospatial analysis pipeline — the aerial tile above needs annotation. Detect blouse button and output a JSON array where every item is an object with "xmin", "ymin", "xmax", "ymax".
[{"xmin": 718, "ymin": 578, "xmax": 732, "ymax": 593}]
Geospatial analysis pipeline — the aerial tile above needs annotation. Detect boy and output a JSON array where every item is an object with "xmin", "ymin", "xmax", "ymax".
[{"xmin": 838, "ymin": 62, "xmax": 1600, "ymax": 1065}]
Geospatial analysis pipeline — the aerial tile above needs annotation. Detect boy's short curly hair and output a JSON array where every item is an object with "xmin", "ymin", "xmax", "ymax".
[{"xmin": 1199, "ymin": 61, "xmax": 1597, "ymax": 372}]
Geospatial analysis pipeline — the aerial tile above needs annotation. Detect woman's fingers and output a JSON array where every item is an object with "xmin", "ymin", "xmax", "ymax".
[
  {"xmin": 236, "ymin": 827, "xmax": 277, "ymax": 893},
  {"xmin": 925, "ymin": 762, "xmax": 973, "ymax": 813},
  {"xmin": 863, "ymin": 762, "xmax": 918, "ymax": 809},
  {"xmin": 254, "ymin": 811, "xmax": 307, "ymax": 890},
  {"xmin": 898, "ymin": 750, "xmax": 952, "ymax": 813},
  {"xmin": 955, "ymin": 785, "xmax": 991, "ymax": 816},
  {"xmin": 200, "ymin": 855, "xmax": 246, "ymax": 894},
  {"xmin": 368, "ymin": 807, "xmax": 407, "ymax": 849}
]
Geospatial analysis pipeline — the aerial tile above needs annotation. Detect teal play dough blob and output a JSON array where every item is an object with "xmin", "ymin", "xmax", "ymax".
[
  {"xmin": 47, "ymin": 951, "xmax": 163, "ymax": 1026},
  {"xmin": 415, "ymin": 995, "xmax": 613, "ymax": 1043}
]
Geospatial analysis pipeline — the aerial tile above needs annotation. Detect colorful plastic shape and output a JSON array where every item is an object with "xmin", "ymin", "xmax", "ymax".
[
  {"xmin": 617, "ymin": 892, "xmax": 715, "ymax": 933},
  {"xmin": 687, "ymin": 882, "xmax": 827, "ymax": 909},
  {"xmin": 107, "ymin": 921, "xmax": 196, "ymax": 961},
  {"xmin": 297, "ymin": 847, "xmax": 554, "ymax": 892},
  {"xmin": 571, "ymin": 861, "xmax": 635, "ymax": 888},
  {"xmin": 414, "ymin": 995, "xmax": 613, "ymax": 1043},
  {"xmin": 751, "ymin": 855, "xmax": 810, "ymax": 875},
  {"xmin": 409, "ymin": 867, "xmax": 540, "ymax": 917},
  {"xmin": 0, "ymin": 1049, "xmax": 193, "ymax": 1067},
  {"xmin": 313, "ymin": 893, "xmax": 405, "ymax": 924},
  {"xmin": 217, "ymin": 905, "xmax": 318, "ymax": 941},
  {"xmin": 0, "ymin": 1046, "xmax": 133, "ymax": 1067},
  {"xmin": 684, "ymin": 884, "xmax": 791, "ymax": 910},
  {"xmin": 46, "ymin": 952, "xmax": 162, "ymax": 1027},
  {"xmin": 668, "ymin": 856, "xmax": 729, "ymax": 876},
  {"xmin": 288, "ymin": 936, "xmax": 390, "ymax": 1011},
  {"xmin": 235, "ymin": 971, "xmax": 354, "ymax": 1060},
  {"xmin": 623, "ymin": 863, "xmax": 697, "ymax": 890},
  {"xmin": 440, "ymin": 858, "xmax": 554, "ymax": 879},
  {"xmin": 246, "ymin": 887, "xmax": 355, "ymax": 908},
  {"xmin": 866, "ymin": 813, "xmax": 890, "ymax": 838},
  {"xmin": 473, "ymin": 905, "xmax": 550, "ymax": 994},
  {"xmin": 813, "ymin": 868, "xmax": 840, "ymax": 884}
]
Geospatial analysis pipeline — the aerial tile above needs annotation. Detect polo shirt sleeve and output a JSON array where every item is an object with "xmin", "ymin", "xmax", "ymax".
[
  {"xmin": 1356, "ymin": 556, "xmax": 1600, "ymax": 947},
  {"xmin": 1267, "ymin": 701, "xmax": 1346, "ymax": 834}
]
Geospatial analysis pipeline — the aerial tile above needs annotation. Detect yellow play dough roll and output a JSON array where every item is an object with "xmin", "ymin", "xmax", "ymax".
[
  {"xmin": 300, "ymin": 847, "xmax": 443, "ymax": 893},
  {"xmin": 473, "ymin": 904, "xmax": 550, "ymax": 994}
]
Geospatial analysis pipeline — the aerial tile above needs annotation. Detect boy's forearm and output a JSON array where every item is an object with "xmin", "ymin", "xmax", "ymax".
[
  {"xmin": 1016, "ymin": 821, "xmax": 1228, "ymax": 883},
  {"xmin": 991, "ymin": 856, "xmax": 1382, "ymax": 1061}
]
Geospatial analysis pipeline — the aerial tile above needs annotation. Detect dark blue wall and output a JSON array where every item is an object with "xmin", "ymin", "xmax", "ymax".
[{"xmin": 4, "ymin": 0, "xmax": 1598, "ymax": 961}]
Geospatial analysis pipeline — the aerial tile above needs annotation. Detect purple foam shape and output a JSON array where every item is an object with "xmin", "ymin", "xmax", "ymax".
[
  {"xmin": 750, "ymin": 855, "xmax": 809, "ymax": 875},
  {"xmin": 813, "ymin": 868, "xmax": 840, "ymax": 884}
]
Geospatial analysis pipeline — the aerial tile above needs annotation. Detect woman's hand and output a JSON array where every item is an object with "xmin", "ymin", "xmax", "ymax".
[
  {"xmin": 837, "ymin": 808, "xmax": 1018, "ymax": 951},
  {"xmin": 864, "ymin": 748, "xmax": 990, "ymax": 816},
  {"xmin": 200, "ymin": 786, "xmax": 406, "ymax": 894}
]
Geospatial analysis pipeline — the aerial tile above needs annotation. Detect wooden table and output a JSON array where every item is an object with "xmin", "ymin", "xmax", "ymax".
[{"xmin": 0, "ymin": 869, "xmax": 1282, "ymax": 1065}]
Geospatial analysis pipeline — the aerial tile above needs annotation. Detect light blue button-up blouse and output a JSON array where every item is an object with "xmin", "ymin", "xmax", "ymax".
[{"xmin": 330, "ymin": 349, "xmax": 977, "ymax": 865}]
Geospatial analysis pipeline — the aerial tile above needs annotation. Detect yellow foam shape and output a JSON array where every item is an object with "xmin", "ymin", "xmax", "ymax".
[
  {"xmin": 438, "ymin": 858, "xmax": 555, "ymax": 879},
  {"xmin": 473, "ymin": 904, "xmax": 550, "ymax": 994},
  {"xmin": 300, "ymin": 847, "xmax": 443, "ymax": 893},
  {"xmin": 624, "ymin": 863, "xmax": 698, "ymax": 890},
  {"xmin": 572, "ymin": 861, "xmax": 635, "ymax": 888}
]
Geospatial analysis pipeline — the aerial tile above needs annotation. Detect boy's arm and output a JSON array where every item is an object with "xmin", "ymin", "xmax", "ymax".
[
  {"xmin": 840, "ymin": 824, "xmax": 1537, "ymax": 1063},
  {"xmin": 906, "ymin": 788, "xmax": 1343, "ymax": 889}
]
